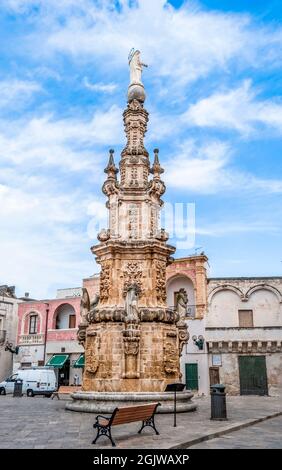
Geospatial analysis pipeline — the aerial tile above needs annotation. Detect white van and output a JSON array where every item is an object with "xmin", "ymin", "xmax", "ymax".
[{"xmin": 0, "ymin": 367, "xmax": 57, "ymax": 397}]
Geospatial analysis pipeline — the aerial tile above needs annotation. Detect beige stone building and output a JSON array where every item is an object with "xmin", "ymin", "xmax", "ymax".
[
  {"xmin": 0, "ymin": 286, "xmax": 22, "ymax": 381},
  {"xmin": 206, "ymin": 277, "xmax": 282, "ymax": 396}
]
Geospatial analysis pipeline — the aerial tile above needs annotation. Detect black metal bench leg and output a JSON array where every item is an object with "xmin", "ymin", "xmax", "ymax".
[
  {"xmin": 108, "ymin": 428, "xmax": 116, "ymax": 447},
  {"xmin": 92, "ymin": 425, "xmax": 116, "ymax": 447},
  {"xmin": 138, "ymin": 417, "xmax": 159, "ymax": 435},
  {"xmin": 92, "ymin": 427, "xmax": 101, "ymax": 444}
]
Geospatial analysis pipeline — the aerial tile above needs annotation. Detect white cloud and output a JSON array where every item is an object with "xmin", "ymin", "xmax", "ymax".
[
  {"xmin": 184, "ymin": 80, "xmax": 282, "ymax": 135},
  {"xmin": 83, "ymin": 77, "xmax": 117, "ymax": 93},
  {"xmin": 164, "ymin": 139, "xmax": 232, "ymax": 193},
  {"xmin": 164, "ymin": 138, "xmax": 282, "ymax": 194},
  {"xmin": 0, "ymin": 178, "xmax": 97, "ymax": 298},
  {"xmin": 0, "ymin": 79, "xmax": 42, "ymax": 108},
  {"xmin": 3, "ymin": 1, "xmax": 282, "ymax": 90},
  {"xmin": 196, "ymin": 221, "xmax": 281, "ymax": 237},
  {"xmin": 0, "ymin": 105, "xmax": 123, "ymax": 173}
]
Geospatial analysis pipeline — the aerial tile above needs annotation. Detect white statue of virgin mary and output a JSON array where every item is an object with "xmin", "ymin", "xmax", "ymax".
[{"xmin": 128, "ymin": 49, "xmax": 147, "ymax": 85}]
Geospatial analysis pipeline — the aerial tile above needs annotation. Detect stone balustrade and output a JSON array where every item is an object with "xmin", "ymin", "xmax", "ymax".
[{"xmin": 18, "ymin": 333, "xmax": 45, "ymax": 345}]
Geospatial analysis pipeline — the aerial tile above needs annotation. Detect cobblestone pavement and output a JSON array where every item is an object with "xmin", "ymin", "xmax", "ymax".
[
  {"xmin": 189, "ymin": 415, "xmax": 282, "ymax": 449},
  {"xmin": 0, "ymin": 395, "xmax": 280, "ymax": 449}
]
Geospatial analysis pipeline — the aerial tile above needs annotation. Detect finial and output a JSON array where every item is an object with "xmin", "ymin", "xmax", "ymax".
[
  {"xmin": 104, "ymin": 149, "xmax": 118, "ymax": 175},
  {"xmin": 150, "ymin": 148, "xmax": 164, "ymax": 175},
  {"xmin": 153, "ymin": 149, "xmax": 160, "ymax": 164}
]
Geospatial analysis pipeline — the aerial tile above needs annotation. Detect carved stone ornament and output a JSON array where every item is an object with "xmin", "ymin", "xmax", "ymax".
[
  {"xmin": 85, "ymin": 331, "xmax": 100, "ymax": 375},
  {"xmin": 155, "ymin": 228, "xmax": 169, "ymax": 241},
  {"xmin": 97, "ymin": 228, "xmax": 110, "ymax": 242},
  {"xmin": 155, "ymin": 260, "xmax": 167, "ymax": 303},
  {"xmin": 77, "ymin": 323, "xmax": 87, "ymax": 346},
  {"xmin": 178, "ymin": 325, "xmax": 189, "ymax": 356},
  {"xmin": 164, "ymin": 334, "xmax": 179, "ymax": 375},
  {"xmin": 123, "ymin": 325, "xmax": 141, "ymax": 379},
  {"xmin": 99, "ymin": 261, "xmax": 111, "ymax": 302},
  {"xmin": 122, "ymin": 262, "xmax": 143, "ymax": 297},
  {"xmin": 102, "ymin": 179, "xmax": 119, "ymax": 197}
]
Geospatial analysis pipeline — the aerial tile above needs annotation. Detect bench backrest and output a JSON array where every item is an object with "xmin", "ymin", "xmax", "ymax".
[{"xmin": 110, "ymin": 403, "xmax": 160, "ymax": 426}]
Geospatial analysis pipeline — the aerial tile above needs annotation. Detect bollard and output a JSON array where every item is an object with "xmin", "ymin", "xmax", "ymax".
[{"xmin": 210, "ymin": 383, "xmax": 227, "ymax": 420}]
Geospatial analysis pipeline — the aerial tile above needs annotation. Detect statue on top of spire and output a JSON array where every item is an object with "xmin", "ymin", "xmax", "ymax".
[
  {"xmin": 128, "ymin": 49, "xmax": 148, "ymax": 85},
  {"xmin": 127, "ymin": 49, "xmax": 147, "ymax": 103}
]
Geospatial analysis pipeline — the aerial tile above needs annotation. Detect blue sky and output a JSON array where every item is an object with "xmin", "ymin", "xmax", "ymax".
[{"xmin": 0, "ymin": 0, "xmax": 281, "ymax": 298}]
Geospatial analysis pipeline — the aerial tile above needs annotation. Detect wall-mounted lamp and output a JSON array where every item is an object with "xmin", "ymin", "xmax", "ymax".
[
  {"xmin": 192, "ymin": 335, "xmax": 204, "ymax": 350},
  {"xmin": 5, "ymin": 341, "xmax": 19, "ymax": 354}
]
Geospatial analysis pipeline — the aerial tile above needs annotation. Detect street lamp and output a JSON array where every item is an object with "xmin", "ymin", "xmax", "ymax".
[{"xmin": 192, "ymin": 335, "xmax": 204, "ymax": 350}]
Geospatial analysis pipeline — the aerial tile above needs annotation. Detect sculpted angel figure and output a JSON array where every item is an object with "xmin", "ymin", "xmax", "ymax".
[
  {"xmin": 128, "ymin": 49, "xmax": 148, "ymax": 85},
  {"xmin": 80, "ymin": 287, "xmax": 90, "ymax": 323},
  {"xmin": 176, "ymin": 288, "xmax": 188, "ymax": 324},
  {"xmin": 125, "ymin": 285, "xmax": 139, "ymax": 323}
]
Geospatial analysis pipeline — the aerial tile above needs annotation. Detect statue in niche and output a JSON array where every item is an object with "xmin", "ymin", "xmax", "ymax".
[
  {"xmin": 125, "ymin": 284, "xmax": 140, "ymax": 323},
  {"xmin": 80, "ymin": 288, "xmax": 90, "ymax": 323},
  {"xmin": 176, "ymin": 288, "xmax": 188, "ymax": 324},
  {"xmin": 128, "ymin": 49, "xmax": 147, "ymax": 85}
]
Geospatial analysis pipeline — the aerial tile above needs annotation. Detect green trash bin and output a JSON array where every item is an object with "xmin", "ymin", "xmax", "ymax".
[{"xmin": 210, "ymin": 384, "xmax": 227, "ymax": 420}]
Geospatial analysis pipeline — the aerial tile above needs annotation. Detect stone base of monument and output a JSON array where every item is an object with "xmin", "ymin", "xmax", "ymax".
[{"xmin": 65, "ymin": 391, "xmax": 197, "ymax": 414}]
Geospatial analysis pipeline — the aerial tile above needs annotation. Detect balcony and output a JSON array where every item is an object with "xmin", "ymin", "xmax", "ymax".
[
  {"xmin": 18, "ymin": 333, "xmax": 45, "ymax": 345},
  {"xmin": 0, "ymin": 329, "xmax": 6, "ymax": 345}
]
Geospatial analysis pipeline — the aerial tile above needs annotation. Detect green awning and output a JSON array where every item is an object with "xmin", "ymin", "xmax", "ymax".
[
  {"xmin": 45, "ymin": 354, "xmax": 69, "ymax": 368},
  {"xmin": 73, "ymin": 354, "xmax": 84, "ymax": 368}
]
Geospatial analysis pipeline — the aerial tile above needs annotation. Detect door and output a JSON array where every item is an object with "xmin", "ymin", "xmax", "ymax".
[
  {"xmin": 209, "ymin": 367, "xmax": 220, "ymax": 386},
  {"xmin": 238, "ymin": 356, "xmax": 268, "ymax": 395},
  {"xmin": 58, "ymin": 359, "xmax": 70, "ymax": 386},
  {"xmin": 185, "ymin": 363, "xmax": 198, "ymax": 390}
]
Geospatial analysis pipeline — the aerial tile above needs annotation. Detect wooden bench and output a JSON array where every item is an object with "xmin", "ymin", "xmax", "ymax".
[
  {"xmin": 92, "ymin": 402, "xmax": 161, "ymax": 447},
  {"xmin": 51, "ymin": 385, "xmax": 81, "ymax": 399}
]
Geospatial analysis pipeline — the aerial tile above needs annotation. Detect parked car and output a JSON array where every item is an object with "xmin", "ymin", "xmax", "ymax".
[{"xmin": 0, "ymin": 367, "xmax": 57, "ymax": 397}]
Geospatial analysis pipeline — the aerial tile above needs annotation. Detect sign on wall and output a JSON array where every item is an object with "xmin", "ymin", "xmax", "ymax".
[{"xmin": 212, "ymin": 354, "xmax": 222, "ymax": 366}]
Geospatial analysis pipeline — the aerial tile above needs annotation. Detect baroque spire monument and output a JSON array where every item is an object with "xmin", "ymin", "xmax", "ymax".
[{"xmin": 68, "ymin": 51, "xmax": 195, "ymax": 413}]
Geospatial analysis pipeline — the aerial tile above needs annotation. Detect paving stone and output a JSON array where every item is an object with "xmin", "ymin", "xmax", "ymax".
[{"xmin": 0, "ymin": 395, "xmax": 280, "ymax": 449}]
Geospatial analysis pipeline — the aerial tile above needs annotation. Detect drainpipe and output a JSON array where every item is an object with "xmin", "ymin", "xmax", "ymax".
[{"xmin": 43, "ymin": 303, "xmax": 49, "ymax": 364}]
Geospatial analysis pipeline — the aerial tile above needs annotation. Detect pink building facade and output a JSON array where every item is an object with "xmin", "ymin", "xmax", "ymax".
[{"xmin": 14, "ymin": 288, "xmax": 84, "ymax": 386}]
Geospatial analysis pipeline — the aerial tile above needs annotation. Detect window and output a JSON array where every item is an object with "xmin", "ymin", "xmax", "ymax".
[
  {"xmin": 21, "ymin": 362, "xmax": 31, "ymax": 368},
  {"xmin": 37, "ymin": 361, "xmax": 44, "ymax": 366},
  {"xmin": 29, "ymin": 315, "xmax": 38, "ymax": 334},
  {"xmin": 238, "ymin": 310, "xmax": 253, "ymax": 327},
  {"xmin": 69, "ymin": 315, "xmax": 76, "ymax": 329}
]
